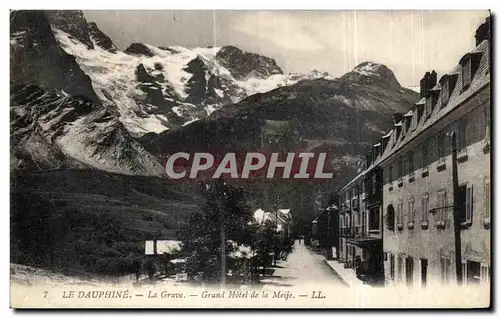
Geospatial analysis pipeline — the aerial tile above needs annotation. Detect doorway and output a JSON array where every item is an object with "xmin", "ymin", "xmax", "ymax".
[
  {"xmin": 406, "ymin": 257, "xmax": 414, "ymax": 287},
  {"xmin": 421, "ymin": 259, "xmax": 428, "ymax": 287}
]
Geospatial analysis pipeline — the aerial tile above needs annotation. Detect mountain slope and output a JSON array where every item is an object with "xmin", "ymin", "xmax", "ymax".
[
  {"xmin": 10, "ymin": 10, "xmax": 100, "ymax": 104},
  {"xmin": 11, "ymin": 84, "xmax": 165, "ymax": 176},
  {"xmin": 44, "ymin": 10, "xmax": 335, "ymax": 137},
  {"xmin": 140, "ymin": 63, "xmax": 419, "ymax": 222}
]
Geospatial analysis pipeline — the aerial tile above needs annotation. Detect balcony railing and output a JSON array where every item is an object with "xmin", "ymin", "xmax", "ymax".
[
  {"xmin": 337, "ymin": 227, "xmax": 355, "ymax": 237},
  {"xmin": 430, "ymin": 206, "xmax": 453, "ymax": 229}
]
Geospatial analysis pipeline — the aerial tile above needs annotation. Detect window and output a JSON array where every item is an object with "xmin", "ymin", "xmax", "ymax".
[
  {"xmin": 441, "ymin": 80, "xmax": 450, "ymax": 106},
  {"xmin": 397, "ymin": 159, "xmax": 403, "ymax": 179},
  {"xmin": 417, "ymin": 104, "xmax": 424, "ymax": 123},
  {"xmin": 371, "ymin": 173, "xmax": 377, "ymax": 195},
  {"xmin": 441, "ymin": 257, "xmax": 451, "ymax": 284},
  {"xmin": 396, "ymin": 201, "xmax": 404, "ymax": 229},
  {"xmin": 457, "ymin": 183, "xmax": 473, "ymax": 226},
  {"xmin": 462, "ymin": 58, "xmax": 472, "ymax": 89},
  {"xmin": 408, "ymin": 151, "xmax": 415, "ymax": 174},
  {"xmin": 484, "ymin": 103, "xmax": 491, "ymax": 142},
  {"xmin": 369, "ymin": 207, "xmax": 380, "ymax": 232},
  {"xmin": 386, "ymin": 205, "xmax": 395, "ymax": 231},
  {"xmin": 426, "ymin": 94, "xmax": 436, "ymax": 117},
  {"xmin": 437, "ymin": 133, "xmax": 446, "ymax": 159},
  {"xmin": 421, "ymin": 194, "xmax": 429, "ymax": 223},
  {"xmin": 436, "ymin": 190, "xmax": 448, "ymax": 227},
  {"xmin": 466, "ymin": 184, "xmax": 473, "ymax": 224},
  {"xmin": 458, "ymin": 185, "xmax": 467, "ymax": 223},
  {"xmin": 388, "ymin": 166, "xmax": 393, "ymax": 183},
  {"xmin": 458, "ymin": 119, "xmax": 467, "ymax": 152},
  {"xmin": 422, "ymin": 143, "xmax": 429, "ymax": 168},
  {"xmin": 408, "ymin": 197, "xmax": 415, "ymax": 223}
]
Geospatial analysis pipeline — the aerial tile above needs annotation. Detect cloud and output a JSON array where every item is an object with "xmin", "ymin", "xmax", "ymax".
[
  {"xmin": 85, "ymin": 10, "xmax": 490, "ymax": 88},
  {"xmin": 230, "ymin": 12, "xmax": 326, "ymax": 52}
]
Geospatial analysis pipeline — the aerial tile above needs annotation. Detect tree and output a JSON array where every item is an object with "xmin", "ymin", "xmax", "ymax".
[
  {"xmin": 177, "ymin": 179, "xmax": 254, "ymax": 284},
  {"xmin": 250, "ymin": 220, "xmax": 278, "ymax": 278}
]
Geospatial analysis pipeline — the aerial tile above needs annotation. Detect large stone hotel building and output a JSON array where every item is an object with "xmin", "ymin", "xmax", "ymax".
[{"xmin": 336, "ymin": 17, "xmax": 491, "ymax": 287}]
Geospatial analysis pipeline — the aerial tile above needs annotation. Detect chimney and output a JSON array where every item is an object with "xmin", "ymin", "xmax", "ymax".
[
  {"xmin": 419, "ymin": 71, "xmax": 438, "ymax": 99},
  {"xmin": 430, "ymin": 71, "xmax": 437, "ymax": 86},
  {"xmin": 393, "ymin": 112, "xmax": 404, "ymax": 124},
  {"xmin": 475, "ymin": 17, "xmax": 491, "ymax": 46}
]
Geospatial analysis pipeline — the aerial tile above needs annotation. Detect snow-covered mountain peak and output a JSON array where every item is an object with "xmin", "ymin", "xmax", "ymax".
[
  {"xmin": 353, "ymin": 62, "xmax": 383, "ymax": 77},
  {"xmin": 342, "ymin": 61, "xmax": 402, "ymax": 89},
  {"xmin": 19, "ymin": 10, "xmax": 378, "ymax": 138},
  {"xmin": 49, "ymin": 18, "xmax": 336, "ymax": 136}
]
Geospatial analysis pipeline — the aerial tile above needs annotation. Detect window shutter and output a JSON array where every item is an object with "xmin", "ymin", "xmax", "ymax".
[
  {"xmin": 397, "ymin": 204, "xmax": 400, "ymax": 224},
  {"xmin": 421, "ymin": 195, "xmax": 429, "ymax": 222},
  {"xmin": 443, "ymin": 192, "xmax": 448, "ymax": 221},
  {"xmin": 485, "ymin": 180, "xmax": 490, "ymax": 219},
  {"xmin": 400, "ymin": 202, "xmax": 404, "ymax": 224},
  {"xmin": 436, "ymin": 193, "xmax": 441, "ymax": 221},
  {"xmin": 421, "ymin": 198, "xmax": 424, "ymax": 221},
  {"xmin": 466, "ymin": 184, "xmax": 473, "ymax": 223}
]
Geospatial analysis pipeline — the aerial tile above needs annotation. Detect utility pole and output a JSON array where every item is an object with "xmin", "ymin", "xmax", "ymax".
[
  {"xmin": 450, "ymin": 132, "xmax": 463, "ymax": 286},
  {"xmin": 274, "ymin": 194, "xmax": 280, "ymax": 267},
  {"xmin": 213, "ymin": 180, "xmax": 226, "ymax": 288},
  {"xmin": 220, "ymin": 217, "xmax": 226, "ymax": 287}
]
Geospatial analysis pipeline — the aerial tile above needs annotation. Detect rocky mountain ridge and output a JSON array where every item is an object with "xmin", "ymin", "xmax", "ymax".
[{"xmin": 42, "ymin": 10, "xmax": 339, "ymax": 136}]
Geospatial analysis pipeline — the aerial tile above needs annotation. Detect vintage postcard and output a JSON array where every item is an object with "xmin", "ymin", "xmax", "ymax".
[{"xmin": 9, "ymin": 9, "xmax": 491, "ymax": 309}]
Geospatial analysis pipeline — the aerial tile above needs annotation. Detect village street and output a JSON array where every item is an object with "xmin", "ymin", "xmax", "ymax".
[{"xmin": 260, "ymin": 241, "xmax": 347, "ymax": 288}]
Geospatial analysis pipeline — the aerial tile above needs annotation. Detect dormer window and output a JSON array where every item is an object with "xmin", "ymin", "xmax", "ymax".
[
  {"xmin": 426, "ymin": 90, "xmax": 438, "ymax": 118},
  {"xmin": 441, "ymin": 78, "xmax": 450, "ymax": 105},
  {"xmin": 460, "ymin": 53, "xmax": 482, "ymax": 92},
  {"xmin": 395, "ymin": 124, "xmax": 402, "ymax": 141},
  {"xmin": 462, "ymin": 57, "xmax": 472, "ymax": 89},
  {"xmin": 417, "ymin": 103, "xmax": 425, "ymax": 123},
  {"xmin": 404, "ymin": 112, "xmax": 412, "ymax": 132},
  {"xmin": 439, "ymin": 74, "xmax": 457, "ymax": 108}
]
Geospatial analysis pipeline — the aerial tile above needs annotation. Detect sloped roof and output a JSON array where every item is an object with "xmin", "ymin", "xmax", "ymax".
[{"xmin": 337, "ymin": 38, "xmax": 490, "ymax": 195}]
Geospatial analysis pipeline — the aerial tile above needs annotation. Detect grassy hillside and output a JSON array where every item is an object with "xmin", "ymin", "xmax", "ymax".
[{"xmin": 10, "ymin": 169, "xmax": 201, "ymax": 276}]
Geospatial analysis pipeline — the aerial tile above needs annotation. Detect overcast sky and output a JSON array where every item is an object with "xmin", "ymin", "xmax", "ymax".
[{"xmin": 83, "ymin": 10, "xmax": 490, "ymax": 90}]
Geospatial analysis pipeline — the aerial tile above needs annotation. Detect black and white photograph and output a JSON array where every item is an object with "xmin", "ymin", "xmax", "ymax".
[{"xmin": 8, "ymin": 8, "xmax": 492, "ymax": 309}]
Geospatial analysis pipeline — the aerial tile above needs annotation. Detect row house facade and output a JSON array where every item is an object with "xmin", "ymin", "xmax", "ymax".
[
  {"xmin": 311, "ymin": 204, "xmax": 338, "ymax": 260},
  {"xmin": 337, "ymin": 162, "xmax": 384, "ymax": 285},
  {"xmin": 336, "ymin": 17, "xmax": 491, "ymax": 289}
]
